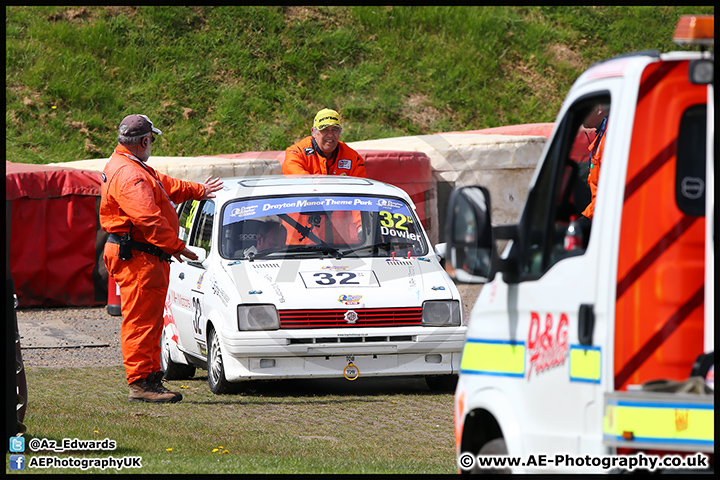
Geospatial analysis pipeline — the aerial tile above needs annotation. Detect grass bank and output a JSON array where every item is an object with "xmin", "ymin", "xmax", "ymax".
[{"xmin": 6, "ymin": 6, "xmax": 713, "ymax": 165}]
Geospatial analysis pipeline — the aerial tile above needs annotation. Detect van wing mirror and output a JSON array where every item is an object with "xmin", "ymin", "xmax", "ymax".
[
  {"xmin": 688, "ymin": 59, "xmax": 713, "ymax": 85},
  {"xmin": 444, "ymin": 186, "xmax": 495, "ymax": 283}
]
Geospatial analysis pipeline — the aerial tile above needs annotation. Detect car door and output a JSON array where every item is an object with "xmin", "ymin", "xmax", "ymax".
[
  {"xmin": 171, "ymin": 199, "xmax": 214, "ymax": 358},
  {"xmin": 497, "ymin": 90, "xmax": 619, "ymax": 456}
]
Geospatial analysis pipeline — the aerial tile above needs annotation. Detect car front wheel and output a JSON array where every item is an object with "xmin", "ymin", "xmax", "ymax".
[
  {"xmin": 207, "ymin": 327, "xmax": 235, "ymax": 394},
  {"xmin": 161, "ymin": 330, "xmax": 196, "ymax": 380}
]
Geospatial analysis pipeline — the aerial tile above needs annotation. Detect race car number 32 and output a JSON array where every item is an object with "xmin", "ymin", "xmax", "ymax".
[{"xmin": 299, "ymin": 270, "xmax": 379, "ymax": 288}]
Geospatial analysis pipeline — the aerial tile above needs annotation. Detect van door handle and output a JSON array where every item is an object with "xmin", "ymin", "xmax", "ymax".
[{"xmin": 578, "ymin": 304, "xmax": 595, "ymax": 346}]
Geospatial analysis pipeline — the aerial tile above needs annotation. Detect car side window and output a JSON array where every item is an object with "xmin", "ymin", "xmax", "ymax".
[
  {"xmin": 518, "ymin": 94, "xmax": 610, "ymax": 279},
  {"xmin": 177, "ymin": 201, "xmax": 198, "ymax": 243},
  {"xmin": 190, "ymin": 200, "xmax": 214, "ymax": 257}
]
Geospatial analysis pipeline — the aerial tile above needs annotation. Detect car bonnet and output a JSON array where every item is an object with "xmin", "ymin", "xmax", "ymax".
[{"xmin": 227, "ymin": 257, "xmax": 456, "ymax": 309}]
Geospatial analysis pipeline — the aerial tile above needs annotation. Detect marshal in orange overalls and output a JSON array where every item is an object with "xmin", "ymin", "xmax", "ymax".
[
  {"xmin": 100, "ymin": 145, "xmax": 206, "ymax": 384},
  {"xmin": 283, "ymin": 136, "xmax": 366, "ymax": 245},
  {"xmin": 581, "ymin": 119, "xmax": 607, "ymax": 220}
]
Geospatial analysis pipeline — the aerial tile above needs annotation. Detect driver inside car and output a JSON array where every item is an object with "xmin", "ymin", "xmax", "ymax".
[
  {"xmin": 284, "ymin": 210, "xmax": 363, "ymax": 247},
  {"xmin": 241, "ymin": 221, "xmax": 288, "ymax": 258}
]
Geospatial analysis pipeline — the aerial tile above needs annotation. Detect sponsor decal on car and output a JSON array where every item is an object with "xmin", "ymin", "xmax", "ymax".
[
  {"xmin": 407, "ymin": 264, "xmax": 417, "ymax": 289},
  {"xmin": 169, "ymin": 289, "xmax": 192, "ymax": 309},
  {"xmin": 263, "ymin": 273, "xmax": 285, "ymax": 303},
  {"xmin": 377, "ymin": 199, "xmax": 404, "ymax": 210},
  {"xmin": 230, "ymin": 205, "xmax": 259, "ymax": 219},
  {"xmin": 338, "ymin": 294, "xmax": 363, "ymax": 305},
  {"xmin": 210, "ymin": 275, "xmax": 230, "ymax": 307}
]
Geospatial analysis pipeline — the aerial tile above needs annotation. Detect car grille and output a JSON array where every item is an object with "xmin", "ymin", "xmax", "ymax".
[{"xmin": 279, "ymin": 307, "xmax": 423, "ymax": 328}]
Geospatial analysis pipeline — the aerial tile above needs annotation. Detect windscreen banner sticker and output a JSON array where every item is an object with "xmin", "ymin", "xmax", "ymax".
[
  {"xmin": 223, "ymin": 196, "xmax": 412, "ymax": 224},
  {"xmin": 377, "ymin": 199, "xmax": 405, "ymax": 210},
  {"xmin": 226, "ymin": 204, "xmax": 261, "ymax": 221},
  {"xmin": 299, "ymin": 270, "xmax": 379, "ymax": 288}
]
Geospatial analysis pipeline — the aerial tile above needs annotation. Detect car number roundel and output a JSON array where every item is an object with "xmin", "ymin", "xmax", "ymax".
[{"xmin": 299, "ymin": 270, "xmax": 379, "ymax": 288}]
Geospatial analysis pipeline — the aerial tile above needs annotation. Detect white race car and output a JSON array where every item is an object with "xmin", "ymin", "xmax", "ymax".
[{"xmin": 161, "ymin": 175, "xmax": 466, "ymax": 393}]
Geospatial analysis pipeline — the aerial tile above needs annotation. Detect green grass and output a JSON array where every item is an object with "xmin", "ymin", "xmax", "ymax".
[
  {"xmin": 5, "ymin": 6, "xmax": 713, "ymax": 165},
  {"xmin": 8, "ymin": 366, "xmax": 456, "ymax": 474}
]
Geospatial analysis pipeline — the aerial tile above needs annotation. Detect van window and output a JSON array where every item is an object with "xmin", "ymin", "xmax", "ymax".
[
  {"xmin": 520, "ymin": 94, "xmax": 611, "ymax": 278},
  {"xmin": 676, "ymin": 104, "xmax": 706, "ymax": 217}
]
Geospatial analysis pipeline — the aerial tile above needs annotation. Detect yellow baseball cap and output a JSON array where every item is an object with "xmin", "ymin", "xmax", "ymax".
[{"xmin": 313, "ymin": 108, "xmax": 342, "ymax": 130}]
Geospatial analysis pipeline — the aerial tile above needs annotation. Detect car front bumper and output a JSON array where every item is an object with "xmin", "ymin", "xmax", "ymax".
[{"xmin": 219, "ymin": 326, "xmax": 466, "ymax": 382}]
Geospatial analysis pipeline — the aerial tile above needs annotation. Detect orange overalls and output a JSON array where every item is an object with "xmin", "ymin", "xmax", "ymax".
[
  {"xmin": 581, "ymin": 119, "xmax": 607, "ymax": 220},
  {"xmin": 283, "ymin": 136, "xmax": 366, "ymax": 177},
  {"xmin": 100, "ymin": 145, "xmax": 205, "ymax": 384},
  {"xmin": 283, "ymin": 137, "xmax": 366, "ymax": 244}
]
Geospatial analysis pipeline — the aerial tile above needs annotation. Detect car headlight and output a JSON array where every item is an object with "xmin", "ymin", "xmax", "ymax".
[
  {"xmin": 422, "ymin": 300, "xmax": 461, "ymax": 326},
  {"xmin": 238, "ymin": 304, "xmax": 279, "ymax": 331}
]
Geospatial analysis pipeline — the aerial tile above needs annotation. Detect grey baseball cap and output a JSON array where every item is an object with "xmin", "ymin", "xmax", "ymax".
[{"xmin": 118, "ymin": 114, "xmax": 162, "ymax": 136}]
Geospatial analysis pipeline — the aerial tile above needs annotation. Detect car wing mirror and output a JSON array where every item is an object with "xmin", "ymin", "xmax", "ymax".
[{"xmin": 184, "ymin": 245, "xmax": 207, "ymax": 264}]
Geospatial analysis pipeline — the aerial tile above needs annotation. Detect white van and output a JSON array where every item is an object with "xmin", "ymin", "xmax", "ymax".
[{"xmin": 445, "ymin": 15, "xmax": 714, "ymax": 473}]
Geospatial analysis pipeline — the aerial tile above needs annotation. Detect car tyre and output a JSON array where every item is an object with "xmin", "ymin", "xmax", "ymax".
[
  {"xmin": 425, "ymin": 374, "xmax": 458, "ymax": 392},
  {"xmin": 161, "ymin": 330, "xmax": 196, "ymax": 380},
  {"xmin": 208, "ymin": 327, "xmax": 236, "ymax": 394}
]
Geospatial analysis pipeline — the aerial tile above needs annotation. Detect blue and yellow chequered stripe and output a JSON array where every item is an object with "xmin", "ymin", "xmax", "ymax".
[
  {"xmin": 603, "ymin": 396, "xmax": 714, "ymax": 449},
  {"xmin": 460, "ymin": 339, "xmax": 525, "ymax": 377},
  {"xmin": 569, "ymin": 345, "xmax": 601, "ymax": 383}
]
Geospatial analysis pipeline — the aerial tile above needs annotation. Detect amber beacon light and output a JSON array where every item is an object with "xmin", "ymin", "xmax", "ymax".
[{"xmin": 673, "ymin": 15, "xmax": 714, "ymax": 46}]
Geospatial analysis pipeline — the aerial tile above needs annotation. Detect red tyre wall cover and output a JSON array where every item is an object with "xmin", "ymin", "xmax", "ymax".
[
  {"xmin": 6, "ymin": 161, "xmax": 105, "ymax": 307},
  {"xmin": 361, "ymin": 150, "xmax": 434, "ymax": 233}
]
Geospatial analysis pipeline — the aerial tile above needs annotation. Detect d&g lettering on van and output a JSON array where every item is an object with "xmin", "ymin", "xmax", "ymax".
[{"xmin": 527, "ymin": 312, "xmax": 569, "ymax": 380}]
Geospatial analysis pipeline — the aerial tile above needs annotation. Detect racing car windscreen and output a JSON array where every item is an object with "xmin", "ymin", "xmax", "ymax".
[{"xmin": 220, "ymin": 195, "xmax": 428, "ymax": 260}]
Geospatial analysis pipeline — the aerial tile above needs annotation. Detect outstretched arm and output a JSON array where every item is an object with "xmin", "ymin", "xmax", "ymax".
[{"xmin": 200, "ymin": 176, "xmax": 223, "ymax": 199}]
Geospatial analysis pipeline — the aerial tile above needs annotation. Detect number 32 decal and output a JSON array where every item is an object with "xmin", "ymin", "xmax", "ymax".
[
  {"xmin": 192, "ymin": 296, "xmax": 203, "ymax": 336},
  {"xmin": 379, "ymin": 210, "xmax": 412, "ymax": 231},
  {"xmin": 313, "ymin": 272, "xmax": 360, "ymax": 285}
]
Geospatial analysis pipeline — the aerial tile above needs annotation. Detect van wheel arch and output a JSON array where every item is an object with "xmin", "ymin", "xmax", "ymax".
[{"xmin": 460, "ymin": 408, "xmax": 507, "ymax": 474}]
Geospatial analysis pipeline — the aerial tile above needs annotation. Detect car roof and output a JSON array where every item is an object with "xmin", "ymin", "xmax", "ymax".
[{"xmin": 214, "ymin": 175, "xmax": 414, "ymax": 204}]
